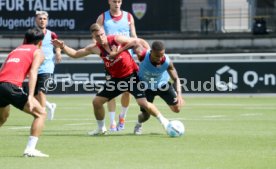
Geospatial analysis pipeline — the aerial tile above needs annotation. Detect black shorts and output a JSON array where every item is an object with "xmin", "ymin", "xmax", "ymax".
[
  {"xmin": 35, "ymin": 73, "xmax": 53, "ymax": 94},
  {"xmin": 96, "ymin": 72, "xmax": 146, "ymax": 100},
  {"xmin": 0, "ymin": 82, "xmax": 28, "ymax": 110},
  {"xmin": 140, "ymin": 82, "xmax": 178, "ymax": 113},
  {"xmin": 105, "ymin": 69, "xmax": 111, "ymax": 80}
]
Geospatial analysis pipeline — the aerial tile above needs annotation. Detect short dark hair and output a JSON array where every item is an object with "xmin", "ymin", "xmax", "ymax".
[
  {"xmin": 151, "ymin": 41, "xmax": 165, "ymax": 51},
  {"xmin": 24, "ymin": 27, "xmax": 44, "ymax": 45}
]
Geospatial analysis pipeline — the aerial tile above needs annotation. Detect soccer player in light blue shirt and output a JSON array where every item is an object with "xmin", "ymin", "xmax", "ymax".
[
  {"xmin": 35, "ymin": 11, "xmax": 61, "ymax": 120},
  {"xmin": 134, "ymin": 41, "xmax": 185, "ymax": 134}
]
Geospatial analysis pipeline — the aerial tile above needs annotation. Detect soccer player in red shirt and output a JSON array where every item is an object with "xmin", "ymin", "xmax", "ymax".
[
  {"xmin": 96, "ymin": 0, "xmax": 138, "ymax": 131},
  {"xmin": 0, "ymin": 28, "xmax": 48, "ymax": 157},
  {"xmin": 52, "ymin": 23, "xmax": 169, "ymax": 135}
]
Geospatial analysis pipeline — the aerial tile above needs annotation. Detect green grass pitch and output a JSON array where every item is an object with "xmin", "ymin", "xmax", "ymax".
[{"xmin": 0, "ymin": 95, "xmax": 275, "ymax": 169}]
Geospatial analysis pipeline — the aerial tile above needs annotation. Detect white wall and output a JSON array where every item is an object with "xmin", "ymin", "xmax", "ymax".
[{"xmin": 222, "ymin": 0, "xmax": 250, "ymax": 32}]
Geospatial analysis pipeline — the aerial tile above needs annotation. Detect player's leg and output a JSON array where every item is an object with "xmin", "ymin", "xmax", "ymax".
[
  {"xmin": 134, "ymin": 109, "xmax": 150, "ymax": 135},
  {"xmin": 35, "ymin": 73, "xmax": 54, "ymax": 120},
  {"xmin": 129, "ymin": 75, "xmax": 169, "ymax": 132},
  {"xmin": 134, "ymin": 90, "xmax": 154, "ymax": 134},
  {"xmin": 4, "ymin": 82, "xmax": 48, "ymax": 157},
  {"xmin": 107, "ymin": 98, "xmax": 117, "ymax": 131},
  {"xmin": 169, "ymin": 103, "xmax": 181, "ymax": 112},
  {"xmin": 93, "ymin": 96, "xmax": 108, "ymax": 122},
  {"xmin": 0, "ymin": 105, "xmax": 10, "ymax": 127},
  {"xmin": 0, "ymin": 84, "xmax": 11, "ymax": 127},
  {"xmin": 22, "ymin": 96, "xmax": 48, "ymax": 157},
  {"xmin": 105, "ymin": 70, "xmax": 117, "ymax": 131},
  {"xmin": 88, "ymin": 80, "xmax": 122, "ymax": 136},
  {"xmin": 46, "ymin": 100, "xmax": 56, "ymax": 120},
  {"xmin": 35, "ymin": 91, "xmax": 46, "ymax": 110},
  {"xmin": 0, "ymin": 83, "xmax": 12, "ymax": 126},
  {"xmin": 117, "ymin": 92, "xmax": 130, "ymax": 131},
  {"xmin": 135, "ymin": 98, "xmax": 169, "ymax": 130},
  {"xmin": 88, "ymin": 96, "xmax": 111, "ymax": 135},
  {"xmin": 23, "ymin": 97, "xmax": 47, "ymax": 138},
  {"xmin": 159, "ymin": 83, "xmax": 182, "ymax": 113}
]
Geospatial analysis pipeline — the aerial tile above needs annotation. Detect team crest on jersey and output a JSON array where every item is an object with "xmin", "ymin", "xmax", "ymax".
[{"xmin": 132, "ymin": 3, "xmax": 147, "ymax": 20}]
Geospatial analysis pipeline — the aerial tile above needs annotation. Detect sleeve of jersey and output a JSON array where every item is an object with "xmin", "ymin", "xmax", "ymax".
[{"xmin": 51, "ymin": 32, "xmax": 58, "ymax": 39}]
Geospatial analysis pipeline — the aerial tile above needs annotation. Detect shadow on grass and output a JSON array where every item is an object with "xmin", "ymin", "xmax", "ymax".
[
  {"xmin": 35, "ymin": 132, "xmax": 167, "ymax": 138},
  {"xmin": 0, "ymin": 154, "xmax": 26, "ymax": 158}
]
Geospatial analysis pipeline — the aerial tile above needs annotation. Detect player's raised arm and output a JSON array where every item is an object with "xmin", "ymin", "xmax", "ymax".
[
  {"xmin": 52, "ymin": 39, "xmax": 100, "ymax": 58},
  {"xmin": 51, "ymin": 32, "xmax": 62, "ymax": 63},
  {"xmin": 109, "ymin": 36, "xmax": 150, "ymax": 58}
]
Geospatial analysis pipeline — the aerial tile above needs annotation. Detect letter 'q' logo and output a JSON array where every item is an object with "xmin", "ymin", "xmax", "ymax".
[{"xmin": 215, "ymin": 65, "xmax": 238, "ymax": 91}]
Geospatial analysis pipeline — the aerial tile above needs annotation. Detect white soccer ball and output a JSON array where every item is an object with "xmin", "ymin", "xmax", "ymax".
[{"xmin": 166, "ymin": 120, "xmax": 185, "ymax": 137}]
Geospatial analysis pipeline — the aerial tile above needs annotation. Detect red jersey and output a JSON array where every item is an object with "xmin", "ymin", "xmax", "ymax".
[
  {"xmin": 97, "ymin": 36, "xmax": 138, "ymax": 78},
  {"xmin": 0, "ymin": 45, "xmax": 37, "ymax": 87}
]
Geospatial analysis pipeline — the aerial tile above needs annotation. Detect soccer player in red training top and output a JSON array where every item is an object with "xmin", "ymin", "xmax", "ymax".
[
  {"xmin": 52, "ymin": 23, "xmax": 169, "ymax": 135},
  {"xmin": 0, "ymin": 28, "xmax": 49, "ymax": 157},
  {"xmin": 96, "ymin": 0, "xmax": 138, "ymax": 132}
]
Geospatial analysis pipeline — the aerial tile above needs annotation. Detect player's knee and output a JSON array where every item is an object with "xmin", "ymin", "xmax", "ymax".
[
  {"xmin": 0, "ymin": 114, "xmax": 9, "ymax": 125},
  {"xmin": 138, "ymin": 102, "xmax": 148, "ymax": 110},
  {"xmin": 32, "ymin": 108, "xmax": 46, "ymax": 119},
  {"xmin": 122, "ymin": 92, "xmax": 130, "ymax": 100},
  {"xmin": 140, "ymin": 106, "xmax": 151, "ymax": 117},
  {"xmin": 41, "ymin": 109, "xmax": 47, "ymax": 118},
  {"xmin": 138, "ymin": 111, "xmax": 150, "ymax": 123},
  {"xmin": 92, "ymin": 98, "xmax": 104, "ymax": 109},
  {"xmin": 123, "ymin": 92, "xmax": 130, "ymax": 96},
  {"xmin": 142, "ymin": 111, "xmax": 151, "ymax": 120},
  {"xmin": 171, "ymin": 106, "xmax": 181, "ymax": 113},
  {"xmin": 92, "ymin": 99, "xmax": 99, "ymax": 108},
  {"xmin": 37, "ymin": 90, "xmax": 45, "ymax": 97}
]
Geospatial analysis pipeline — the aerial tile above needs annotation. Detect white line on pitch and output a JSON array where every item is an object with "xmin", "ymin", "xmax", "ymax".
[
  {"xmin": 8, "ymin": 126, "xmax": 30, "ymax": 130},
  {"xmin": 50, "ymin": 119, "xmax": 92, "ymax": 121},
  {"xmin": 64, "ymin": 123, "xmax": 99, "ymax": 126},
  {"xmin": 203, "ymin": 115, "xmax": 226, "ymax": 118},
  {"xmin": 243, "ymin": 107, "xmax": 276, "ymax": 110},
  {"xmin": 186, "ymin": 118, "xmax": 232, "ymax": 121},
  {"xmin": 240, "ymin": 113, "xmax": 263, "ymax": 116}
]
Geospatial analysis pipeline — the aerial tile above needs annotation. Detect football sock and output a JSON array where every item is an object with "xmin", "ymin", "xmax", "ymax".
[
  {"xmin": 119, "ymin": 106, "xmax": 129, "ymax": 119},
  {"xmin": 26, "ymin": 136, "xmax": 38, "ymax": 150},
  {"xmin": 109, "ymin": 112, "xmax": 116, "ymax": 125},
  {"xmin": 156, "ymin": 114, "xmax": 169, "ymax": 129},
  {"xmin": 97, "ymin": 120, "xmax": 105, "ymax": 129},
  {"xmin": 45, "ymin": 101, "xmax": 52, "ymax": 110}
]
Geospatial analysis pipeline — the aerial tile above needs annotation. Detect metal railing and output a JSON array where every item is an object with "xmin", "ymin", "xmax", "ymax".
[{"xmin": 181, "ymin": 8, "xmax": 276, "ymax": 33}]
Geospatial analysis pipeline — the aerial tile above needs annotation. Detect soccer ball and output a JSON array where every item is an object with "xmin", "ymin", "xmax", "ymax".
[{"xmin": 166, "ymin": 120, "xmax": 185, "ymax": 137}]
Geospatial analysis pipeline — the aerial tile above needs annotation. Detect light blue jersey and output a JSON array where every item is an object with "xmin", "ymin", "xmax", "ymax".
[
  {"xmin": 38, "ymin": 29, "xmax": 55, "ymax": 74},
  {"xmin": 138, "ymin": 50, "xmax": 170, "ymax": 90},
  {"xmin": 103, "ymin": 11, "xmax": 130, "ymax": 37},
  {"xmin": 103, "ymin": 10, "xmax": 135, "ymax": 57}
]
